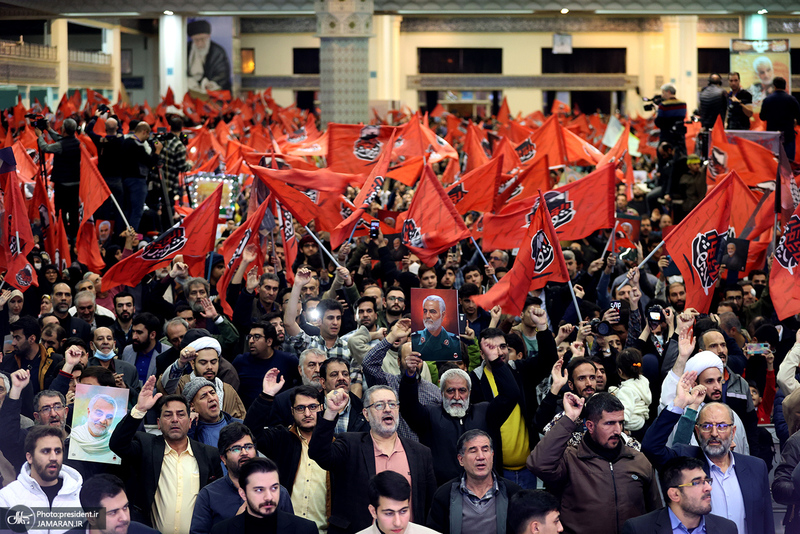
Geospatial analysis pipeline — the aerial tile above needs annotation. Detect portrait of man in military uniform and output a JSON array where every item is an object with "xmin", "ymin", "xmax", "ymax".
[{"xmin": 410, "ymin": 289, "xmax": 462, "ymax": 362}]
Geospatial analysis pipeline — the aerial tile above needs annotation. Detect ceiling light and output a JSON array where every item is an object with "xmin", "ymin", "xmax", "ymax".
[
  {"xmin": 561, "ymin": 7, "xmax": 570, "ymax": 13},
  {"xmin": 757, "ymin": 8, "xmax": 768, "ymax": 14},
  {"xmin": 164, "ymin": 10, "xmax": 174, "ymax": 15}
]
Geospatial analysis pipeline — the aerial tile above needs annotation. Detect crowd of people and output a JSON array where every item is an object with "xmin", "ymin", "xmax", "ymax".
[{"xmin": 0, "ymin": 72, "xmax": 799, "ymax": 534}]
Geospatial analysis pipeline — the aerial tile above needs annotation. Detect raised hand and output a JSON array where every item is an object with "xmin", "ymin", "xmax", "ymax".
[
  {"xmin": 678, "ymin": 328, "xmax": 695, "ymax": 362},
  {"xmin": 199, "ymin": 297, "xmax": 219, "ymax": 320},
  {"xmin": 529, "ymin": 306, "xmax": 548, "ymax": 331},
  {"xmin": 10, "ymin": 369, "xmax": 30, "ymax": 398},
  {"xmin": 626, "ymin": 267, "xmax": 640, "ymax": 287},
  {"xmin": 402, "ymin": 348, "xmax": 422, "ymax": 376},
  {"xmin": 242, "ymin": 244, "xmax": 258, "ymax": 264},
  {"xmin": 170, "ymin": 261, "xmax": 189, "ymax": 279},
  {"xmin": 573, "ymin": 284, "xmax": 585, "ymax": 299},
  {"xmin": 245, "ymin": 266, "xmax": 259, "ymax": 292},
  {"xmin": 676, "ymin": 308, "xmax": 698, "ymax": 335},
  {"xmin": 490, "ymin": 305, "xmax": 502, "ymax": 323},
  {"xmin": 674, "ymin": 371, "xmax": 699, "ymax": 409},
  {"xmin": 0, "ymin": 289, "xmax": 11, "ymax": 308},
  {"xmin": 135, "ymin": 375, "xmax": 163, "ymax": 412},
  {"xmin": 588, "ymin": 258, "xmax": 604, "ymax": 275},
  {"xmin": 563, "ymin": 392, "xmax": 585, "ymax": 422},
  {"xmin": 555, "ymin": 324, "xmax": 575, "ymax": 345},
  {"xmin": 261, "ymin": 368, "xmax": 285, "ymax": 397},
  {"xmin": 179, "ymin": 346, "xmax": 197, "ymax": 366},
  {"xmin": 550, "ymin": 359, "xmax": 568, "ymax": 394},
  {"xmin": 295, "ymin": 268, "xmax": 313, "ymax": 287},
  {"xmin": 63, "ymin": 346, "xmax": 84, "ymax": 372},
  {"xmin": 570, "ymin": 341, "xmax": 586, "ymax": 358},
  {"xmin": 629, "ymin": 286, "xmax": 642, "ymax": 308},
  {"xmin": 335, "ymin": 266, "xmax": 352, "ymax": 286},
  {"xmin": 602, "ymin": 307, "xmax": 620, "ymax": 324},
  {"xmin": 387, "ymin": 318, "xmax": 412, "ymax": 345},
  {"xmin": 325, "ymin": 388, "xmax": 349, "ymax": 414},
  {"xmin": 480, "ymin": 338, "xmax": 501, "ymax": 362}
]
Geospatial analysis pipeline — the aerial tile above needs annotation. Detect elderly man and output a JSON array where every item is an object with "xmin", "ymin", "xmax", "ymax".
[
  {"xmin": 183, "ymin": 375, "xmax": 243, "ymax": 448},
  {"xmin": 622, "ymin": 456, "xmax": 737, "ymax": 534},
  {"xmin": 427, "ymin": 430, "xmax": 522, "ymax": 534},
  {"xmin": 642, "ymin": 370, "xmax": 773, "ymax": 534},
  {"xmin": 70, "ymin": 392, "xmax": 119, "ymax": 463},
  {"xmin": 411, "ymin": 295, "xmax": 462, "ymax": 362},
  {"xmin": 89, "ymin": 326, "xmax": 141, "ymax": 396},
  {"xmin": 187, "ymin": 19, "xmax": 232, "ymax": 93},
  {"xmin": 52, "ymin": 283, "xmax": 93, "ymax": 344},
  {"xmin": 400, "ymin": 336, "xmax": 520, "ymax": 484},
  {"xmin": 528, "ymin": 393, "xmax": 660, "ymax": 534},
  {"xmin": 74, "ymin": 290, "xmax": 115, "ymax": 331},
  {"xmin": 309, "ymin": 385, "xmax": 437, "ymax": 534}
]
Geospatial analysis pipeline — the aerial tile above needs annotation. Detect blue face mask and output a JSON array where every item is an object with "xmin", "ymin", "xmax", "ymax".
[{"xmin": 94, "ymin": 349, "xmax": 114, "ymax": 361}]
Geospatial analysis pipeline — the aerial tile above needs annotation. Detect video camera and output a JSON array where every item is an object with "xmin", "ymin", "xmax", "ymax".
[
  {"xmin": 642, "ymin": 94, "xmax": 663, "ymax": 112},
  {"xmin": 25, "ymin": 113, "xmax": 48, "ymax": 131},
  {"xmin": 152, "ymin": 127, "xmax": 169, "ymax": 144},
  {"xmin": 97, "ymin": 104, "xmax": 110, "ymax": 114}
]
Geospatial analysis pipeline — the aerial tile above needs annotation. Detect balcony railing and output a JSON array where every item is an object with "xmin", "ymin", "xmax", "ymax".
[
  {"xmin": 68, "ymin": 49, "xmax": 111, "ymax": 65},
  {"xmin": 0, "ymin": 40, "xmax": 57, "ymax": 61}
]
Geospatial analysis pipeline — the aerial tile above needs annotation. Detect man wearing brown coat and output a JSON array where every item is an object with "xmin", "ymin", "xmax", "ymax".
[{"xmin": 527, "ymin": 392, "xmax": 660, "ymax": 534}]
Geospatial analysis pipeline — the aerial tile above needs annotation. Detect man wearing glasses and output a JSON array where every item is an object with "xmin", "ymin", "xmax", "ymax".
[
  {"xmin": 642, "ymin": 369, "xmax": 774, "ymax": 534},
  {"xmin": 233, "ymin": 322, "xmax": 300, "ymax": 408},
  {"xmin": 383, "ymin": 288, "xmax": 407, "ymax": 326},
  {"xmin": 622, "ymin": 456, "xmax": 738, "ymax": 533},
  {"xmin": 309, "ymin": 385, "xmax": 437, "ymax": 534},
  {"xmin": 244, "ymin": 370, "xmax": 330, "ymax": 531},
  {"xmin": 191, "ymin": 422, "xmax": 292, "ymax": 534}
]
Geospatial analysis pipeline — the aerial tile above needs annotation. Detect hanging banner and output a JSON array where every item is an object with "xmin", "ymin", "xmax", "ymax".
[{"xmin": 730, "ymin": 39, "xmax": 791, "ymax": 112}]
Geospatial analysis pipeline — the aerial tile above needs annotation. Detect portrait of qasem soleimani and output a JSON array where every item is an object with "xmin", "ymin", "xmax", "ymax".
[
  {"xmin": 68, "ymin": 384, "xmax": 128, "ymax": 465},
  {"xmin": 410, "ymin": 288, "xmax": 462, "ymax": 362}
]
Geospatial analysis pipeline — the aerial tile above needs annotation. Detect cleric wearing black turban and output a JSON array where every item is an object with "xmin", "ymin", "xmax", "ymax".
[{"xmin": 187, "ymin": 19, "xmax": 232, "ymax": 93}]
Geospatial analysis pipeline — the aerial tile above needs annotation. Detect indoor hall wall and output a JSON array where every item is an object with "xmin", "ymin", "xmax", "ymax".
[{"xmin": 240, "ymin": 33, "xmax": 319, "ymax": 106}]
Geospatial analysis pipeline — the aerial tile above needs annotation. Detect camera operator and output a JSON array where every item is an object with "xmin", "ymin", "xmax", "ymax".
[
  {"xmin": 121, "ymin": 122, "xmax": 162, "ymax": 232},
  {"xmin": 87, "ymin": 107, "xmax": 126, "ymax": 232},
  {"xmin": 36, "ymin": 117, "xmax": 81, "ymax": 242},
  {"xmin": 653, "ymin": 83, "xmax": 686, "ymax": 154},
  {"xmin": 698, "ymin": 73, "xmax": 727, "ymax": 131},
  {"xmin": 160, "ymin": 116, "xmax": 193, "ymax": 205}
]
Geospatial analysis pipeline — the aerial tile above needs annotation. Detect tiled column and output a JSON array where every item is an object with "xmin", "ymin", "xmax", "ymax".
[{"xmin": 316, "ymin": 0, "xmax": 374, "ymax": 126}]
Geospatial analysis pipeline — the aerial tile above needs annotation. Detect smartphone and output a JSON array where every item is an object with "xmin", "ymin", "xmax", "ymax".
[
  {"xmin": 335, "ymin": 288, "xmax": 349, "ymax": 305},
  {"xmin": 369, "ymin": 220, "xmax": 380, "ymax": 239},
  {"xmin": 610, "ymin": 300, "xmax": 622, "ymax": 311},
  {"xmin": 745, "ymin": 342, "xmax": 771, "ymax": 355},
  {"xmin": 458, "ymin": 313, "xmax": 467, "ymax": 334}
]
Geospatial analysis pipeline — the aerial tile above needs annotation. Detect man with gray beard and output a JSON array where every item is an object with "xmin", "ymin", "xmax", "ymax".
[
  {"xmin": 411, "ymin": 295, "xmax": 462, "ymax": 362},
  {"xmin": 400, "ymin": 338, "xmax": 520, "ymax": 484}
]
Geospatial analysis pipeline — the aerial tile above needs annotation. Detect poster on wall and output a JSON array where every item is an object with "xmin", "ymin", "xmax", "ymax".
[
  {"xmin": 187, "ymin": 16, "xmax": 233, "ymax": 96},
  {"xmin": 730, "ymin": 39, "xmax": 791, "ymax": 111}
]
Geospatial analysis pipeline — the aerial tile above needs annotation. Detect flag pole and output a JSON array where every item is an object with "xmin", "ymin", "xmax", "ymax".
[
  {"xmin": 469, "ymin": 236, "xmax": 499, "ymax": 283},
  {"xmin": 602, "ymin": 221, "xmax": 619, "ymax": 255},
  {"xmin": 304, "ymin": 225, "xmax": 342, "ymax": 269},
  {"xmin": 612, "ymin": 240, "xmax": 666, "ymax": 296},
  {"xmin": 107, "ymin": 193, "xmax": 131, "ymax": 230},
  {"xmin": 567, "ymin": 280, "xmax": 582, "ymax": 321}
]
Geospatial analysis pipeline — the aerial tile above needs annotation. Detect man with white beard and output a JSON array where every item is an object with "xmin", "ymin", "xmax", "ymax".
[
  {"xmin": 411, "ymin": 295, "xmax": 462, "ymax": 362},
  {"xmin": 400, "ymin": 338, "xmax": 520, "ymax": 484},
  {"xmin": 187, "ymin": 19, "xmax": 232, "ymax": 93}
]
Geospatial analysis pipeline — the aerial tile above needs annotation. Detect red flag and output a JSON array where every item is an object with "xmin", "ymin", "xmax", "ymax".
[
  {"xmin": 326, "ymin": 123, "xmax": 397, "ymax": 174},
  {"xmin": 461, "ymin": 123, "xmax": 491, "ymax": 173},
  {"xmin": 494, "ymin": 155, "xmax": 551, "ymax": 210},
  {"xmin": 397, "ymin": 165, "xmax": 471, "ymax": 266},
  {"xmin": 386, "ymin": 156, "xmax": 425, "ymax": 187},
  {"xmin": 28, "ymin": 174, "xmax": 57, "ymax": 262},
  {"xmin": 102, "ymin": 184, "xmax": 223, "ymax": 291},
  {"xmin": 216, "ymin": 195, "xmax": 272, "ymax": 317},
  {"xmin": 551, "ymin": 99, "xmax": 571, "ymax": 116},
  {"xmin": 663, "ymin": 173, "xmax": 735, "ymax": 313},
  {"xmin": 472, "ymin": 189, "xmax": 570, "ymax": 316},
  {"xmin": 496, "ymin": 97, "xmax": 511, "ymax": 125},
  {"xmin": 393, "ymin": 119, "xmax": 458, "ymax": 165},
  {"xmin": 76, "ymin": 145, "xmax": 112, "ymax": 273},
  {"xmin": 330, "ymin": 133, "xmax": 395, "ymax": 248},
  {"xmin": 772, "ymin": 202, "xmax": 800, "ymax": 319},
  {"xmin": 481, "ymin": 163, "xmax": 616, "ymax": 250},
  {"xmin": 597, "ymin": 124, "xmax": 635, "ymax": 194},
  {"xmin": 521, "ymin": 115, "xmax": 568, "ymax": 168},
  {"xmin": 250, "ymin": 166, "xmax": 319, "ymax": 227},
  {"xmin": 54, "ymin": 213, "xmax": 72, "ymax": 271},
  {"xmin": 11, "ymin": 141, "xmax": 37, "ymax": 184},
  {"xmin": 446, "ymin": 156, "xmax": 504, "ymax": 215},
  {"xmin": 274, "ymin": 198, "xmax": 298, "ymax": 286},
  {"xmin": 0, "ymin": 147, "xmax": 38, "ymax": 291},
  {"xmin": 563, "ymin": 127, "xmax": 603, "ymax": 167}
]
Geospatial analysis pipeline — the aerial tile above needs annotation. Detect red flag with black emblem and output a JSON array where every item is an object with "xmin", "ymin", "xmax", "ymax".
[
  {"xmin": 494, "ymin": 155, "xmax": 550, "ymax": 210},
  {"xmin": 446, "ymin": 156, "xmax": 504, "ymax": 215},
  {"xmin": 75, "ymin": 145, "xmax": 112, "ymax": 273},
  {"xmin": 522, "ymin": 115, "xmax": 568, "ymax": 168},
  {"xmin": 274, "ymin": 197, "xmax": 298, "ymax": 286},
  {"xmin": 54, "ymin": 212, "xmax": 71, "ymax": 271},
  {"xmin": 481, "ymin": 163, "xmax": 616, "ymax": 250},
  {"xmin": 28, "ymin": 174, "xmax": 57, "ymax": 263},
  {"xmin": 663, "ymin": 173, "xmax": 735, "ymax": 313},
  {"xmin": 472, "ymin": 189, "xmax": 570, "ymax": 316},
  {"xmin": 330, "ymin": 133, "xmax": 395, "ymax": 249},
  {"xmin": 462, "ymin": 123, "xmax": 491, "ymax": 174},
  {"xmin": 772, "ymin": 201, "xmax": 800, "ymax": 320},
  {"xmin": 0, "ymin": 147, "xmax": 38, "ymax": 291},
  {"xmin": 216, "ymin": 194, "xmax": 272, "ymax": 317},
  {"xmin": 397, "ymin": 165, "xmax": 471, "ymax": 266},
  {"xmin": 250, "ymin": 166, "xmax": 319, "ymax": 227},
  {"xmin": 102, "ymin": 183, "xmax": 223, "ymax": 291},
  {"xmin": 326, "ymin": 123, "xmax": 396, "ymax": 174}
]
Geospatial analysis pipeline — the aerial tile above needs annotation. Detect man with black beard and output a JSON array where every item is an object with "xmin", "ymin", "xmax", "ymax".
[
  {"xmin": 667, "ymin": 282, "xmax": 686, "ymax": 312},
  {"xmin": 320, "ymin": 357, "xmax": 368, "ymax": 433},
  {"xmin": 209, "ymin": 457, "xmax": 316, "ymax": 534},
  {"xmin": 244, "ymin": 373, "xmax": 330, "ymax": 531},
  {"xmin": 120, "ymin": 313, "xmax": 168, "ymax": 385},
  {"xmin": 400, "ymin": 338, "xmax": 520, "ymax": 484},
  {"xmin": 191, "ymin": 423, "xmax": 293, "ymax": 534}
]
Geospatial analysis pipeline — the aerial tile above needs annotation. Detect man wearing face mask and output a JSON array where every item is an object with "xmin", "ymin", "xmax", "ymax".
[
  {"xmin": 120, "ymin": 121, "xmax": 162, "ymax": 231},
  {"xmin": 90, "ymin": 326, "xmax": 141, "ymax": 397}
]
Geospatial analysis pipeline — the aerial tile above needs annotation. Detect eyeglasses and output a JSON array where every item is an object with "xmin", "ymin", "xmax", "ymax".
[
  {"xmin": 37, "ymin": 403, "xmax": 65, "ymax": 415},
  {"xmin": 225, "ymin": 444, "xmax": 256, "ymax": 455},
  {"xmin": 387, "ymin": 296, "xmax": 405, "ymax": 303},
  {"xmin": 673, "ymin": 477, "xmax": 713, "ymax": 488},
  {"xmin": 366, "ymin": 401, "xmax": 400, "ymax": 411},
  {"xmin": 696, "ymin": 422, "xmax": 733, "ymax": 433},
  {"xmin": 292, "ymin": 403, "xmax": 322, "ymax": 414},
  {"xmin": 246, "ymin": 334, "xmax": 264, "ymax": 341}
]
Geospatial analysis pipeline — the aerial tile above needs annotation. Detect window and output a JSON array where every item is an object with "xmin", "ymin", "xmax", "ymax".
[
  {"xmin": 294, "ymin": 48, "xmax": 320, "ymax": 74},
  {"xmin": 241, "ymin": 48, "xmax": 255, "ymax": 75},
  {"xmin": 541, "ymin": 48, "xmax": 626, "ymax": 74},
  {"xmin": 698, "ymin": 48, "xmax": 729, "ymax": 74},
  {"xmin": 418, "ymin": 48, "xmax": 502, "ymax": 74}
]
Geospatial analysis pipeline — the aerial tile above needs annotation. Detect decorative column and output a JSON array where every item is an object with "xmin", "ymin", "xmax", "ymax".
[
  {"xmin": 741, "ymin": 14, "xmax": 767, "ymax": 40},
  {"xmin": 102, "ymin": 27, "xmax": 122, "ymax": 102},
  {"xmin": 51, "ymin": 19, "xmax": 69, "ymax": 101},
  {"xmin": 374, "ymin": 14, "xmax": 402, "ymax": 103},
  {"xmin": 158, "ymin": 14, "xmax": 187, "ymax": 100},
  {"xmin": 662, "ymin": 16, "xmax": 698, "ymax": 114},
  {"xmin": 315, "ymin": 0, "xmax": 374, "ymax": 126}
]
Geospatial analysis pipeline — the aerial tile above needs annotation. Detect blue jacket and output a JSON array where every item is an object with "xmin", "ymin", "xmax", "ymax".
[
  {"xmin": 187, "ymin": 411, "xmax": 242, "ymax": 447},
  {"xmin": 642, "ymin": 408, "xmax": 774, "ymax": 534}
]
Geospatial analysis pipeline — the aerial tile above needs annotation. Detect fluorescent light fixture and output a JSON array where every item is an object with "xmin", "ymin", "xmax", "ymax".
[
  {"xmin": 198, "ymin": 10, "xmax": 314, "ymax": 15},
  {"xmin": 596, "ymin": 9, "xmax": 729, "ymax": 14},
  {"xmin": 163, "ymin": 10, "xmax": 174, "ymax": 15},
  {"xmin": 397, "ymin": 10, "xmax": 533, "ymax": 14},
  {"xmin": 757, "ymin": 8, "xmax": 768, "ymax": 14},
  {"xmin": 62, "ymin": 12, "xmax": 140, "ymax": 16},
  {"xmin": 560, "ymin": 8, "xmax": 570, "ymax": 14}
]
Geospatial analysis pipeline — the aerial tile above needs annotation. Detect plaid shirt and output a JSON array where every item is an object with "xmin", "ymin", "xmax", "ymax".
[
  {"xmin": 363, "ymin": 339, "xmax": 443, "ymax": 442},
  {"xmin": 287, "ymin": 330, "xmax": 351, "ymax": 361},
  {"xmin": 161, "ymin": 134, "xmax": 191, "ymax": 197}
]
